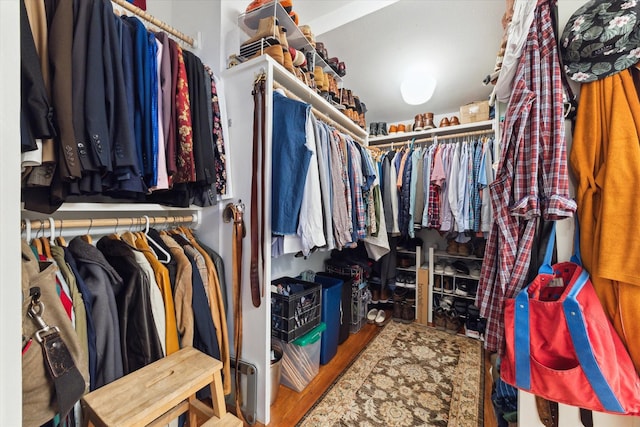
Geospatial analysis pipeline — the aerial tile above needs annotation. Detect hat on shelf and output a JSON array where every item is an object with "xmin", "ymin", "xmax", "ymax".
[{"xmin": 561, "ymin": 0, "xmax": 640, "ymax": 83}]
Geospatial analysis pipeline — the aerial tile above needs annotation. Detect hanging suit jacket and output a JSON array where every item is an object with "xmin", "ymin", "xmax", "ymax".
[
  {"xmin": 96, "ymin": 237, "xmax": 164, "ymax": 374},
  {"xmin": 101, "ymin": 0, "xmax": 146, "ymax": 195}
]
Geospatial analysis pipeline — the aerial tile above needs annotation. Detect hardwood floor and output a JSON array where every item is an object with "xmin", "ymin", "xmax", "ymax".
[
  {"xmin": 259, "ymin": 322, "xmax": 381, "ymax": 427},
  {"xmin": 255, "ymin": 320, "xmax": 498, "ymax": 427}
]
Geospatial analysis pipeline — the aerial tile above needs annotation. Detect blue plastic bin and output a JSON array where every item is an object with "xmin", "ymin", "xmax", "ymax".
[{"xmin": 310, "ymin": 275, "xmax": 343, "ymax": 365}]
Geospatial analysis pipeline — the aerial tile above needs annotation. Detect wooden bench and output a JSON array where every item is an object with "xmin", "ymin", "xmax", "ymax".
[{"xmin": 81, "ymin": 347, "xmax": 242, "ymax": 427}]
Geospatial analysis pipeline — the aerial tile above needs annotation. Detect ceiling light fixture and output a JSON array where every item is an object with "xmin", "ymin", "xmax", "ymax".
[{"xmin": 400, "ymin": 68, "xmax": 437, "ymax": 105}]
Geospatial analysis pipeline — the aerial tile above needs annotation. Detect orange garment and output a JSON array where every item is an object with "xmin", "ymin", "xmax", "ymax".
[
  {"xmin": 570, "ymin": 69, "xmax": 640, "ymax": 372},
  {"xmin": 396, "ymin": 148, "xmax": 410, "ymax": 190},
  {"xmin": 135, "ymin": 234, "xmax": 180, "ymax": 356}
]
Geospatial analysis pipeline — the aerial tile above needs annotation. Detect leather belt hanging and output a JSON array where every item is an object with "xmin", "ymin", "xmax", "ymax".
[
  {"xmin": 223, "ymin": 201, "xmax": 247, "ymax": 424},
  {"xmin": 250, "ymin": 73, "xmax": 266, "ymax": 308}
]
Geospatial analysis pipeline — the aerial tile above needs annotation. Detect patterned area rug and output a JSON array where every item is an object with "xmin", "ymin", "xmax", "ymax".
[{"xmin": 298, "ymin": 322, "xmax": 483, "ymax": 427}]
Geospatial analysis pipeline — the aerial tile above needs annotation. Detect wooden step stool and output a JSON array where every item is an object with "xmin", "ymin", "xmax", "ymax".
[{"xmin": 81, "ymin": 347, "xmax": 242, "ymax": 427}]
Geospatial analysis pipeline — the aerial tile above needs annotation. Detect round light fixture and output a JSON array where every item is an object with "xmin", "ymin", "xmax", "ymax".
[{"xmin": 400, "ymin": 68, "xmax": 437, "ymax": 105}]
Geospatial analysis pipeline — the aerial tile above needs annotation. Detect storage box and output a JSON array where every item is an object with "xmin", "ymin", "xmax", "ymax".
[
  {"xmin": 416, "ymin": 267, "xmax": 429, "ymax": 325},
  {"xmin": 309, "ymin": 275, "xmax": 343, "ymax": 365},
  {"xmin": 460, "ymin": 100, "xmax": 490, "ymax": 124},
  {"xmin": 271, "ymin": 277, "xmax": 322, "ymax": 343},
  {"xmin": 278, "ymin": 322, "xmax": 326, "ymax": 392},
  {"xmin": 316, "ymin": 271, "xmax": 353, "ymax": 345}
]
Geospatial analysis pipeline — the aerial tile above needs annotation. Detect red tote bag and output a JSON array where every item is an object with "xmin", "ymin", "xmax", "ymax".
[{"xmin": 502, "ymin": 222, "xmax": 640, "ymax": 415}]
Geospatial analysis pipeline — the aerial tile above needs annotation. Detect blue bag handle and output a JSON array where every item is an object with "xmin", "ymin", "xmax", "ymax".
[{"xmin": 514, "ymin": 219, "xmax": 624, "ymax": 412}]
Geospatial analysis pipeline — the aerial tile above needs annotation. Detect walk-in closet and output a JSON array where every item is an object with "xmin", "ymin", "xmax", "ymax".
[{"xmin": 6, "ymin": 1, "xmax": 640, "ymax": 426}]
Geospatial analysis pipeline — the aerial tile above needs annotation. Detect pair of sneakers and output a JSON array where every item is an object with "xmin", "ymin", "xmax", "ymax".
[{"xmin": 367, "ymin": 308, "xmax": 387, "ymax": 326}]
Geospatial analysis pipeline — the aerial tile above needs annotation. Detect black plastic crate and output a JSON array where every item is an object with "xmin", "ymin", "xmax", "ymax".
[{"xmin": 271, "ymin": 277, "xmax": 322, "ymax": 343}]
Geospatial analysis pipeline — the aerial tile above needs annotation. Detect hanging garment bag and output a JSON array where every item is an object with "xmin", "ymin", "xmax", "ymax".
[{"xmin": 502, "ymin": 221, "xmax": 640, "ymax": 415}]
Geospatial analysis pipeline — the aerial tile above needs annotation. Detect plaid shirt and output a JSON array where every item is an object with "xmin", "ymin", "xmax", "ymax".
[{"xmin": 477, "ymin": 0, "xmax": 576, "ymax": 352}]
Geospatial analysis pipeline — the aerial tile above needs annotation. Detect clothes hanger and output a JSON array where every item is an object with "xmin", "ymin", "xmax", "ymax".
[
  {"xmin": 32, "ymin": 222, "xmax": 44, "ymax": 256},
  {"xmin": 40, "ymin": 219, "xmax": 54, "ymax": 259},
  {"xmin": 55, "ymin": 218, "xmax": 67, "ymax": 247},
  {"xmin": 24, "ymin": 219, "xmax": 32, "ymax": 244},
  {"xmin": 143, "ymin": 215, "xmax": 171, "ymax": 264},
  {"xmin": 80, "ymin": 219, "xmax": 93, "ymax": 244}
]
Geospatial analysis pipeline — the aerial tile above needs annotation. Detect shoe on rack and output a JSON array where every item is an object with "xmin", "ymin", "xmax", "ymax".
[
  {"xmin": 434, "ymin": 276, "xmax": 443, "ymax": 291},
  {"xmin": 458, "ymin": 242, "xmax": 471, "ymax": 256},
  {"xmin": 424, "ymin": 112, "xmax": 436, "ymax": 129},
  {"xmin": 440, "ymin": 295, "xmax": 454, "ymax": 310},
  {"xmin": 260, "ymin": 45, "xmax": 284, "ymax": 66},
  {"xmin": 380, "ymin": 285, "xmax": 391, "ymax": 303},
  {"xmin": 444, "ymin": 264, "xmax": 455, "ymax": 275},
  {"xmin": 369, "ymin": 122, "xmax": 379, "ymax": 136},
  {"xmin": 278, "ymin": 26, "xmax": 289, "ymax": 49},
  {"xmin": 449, "ymin": 116, "xmax": 460, "ymax": 126},
  {"xmin": 452, "ymin": 260, "xmax": 469, "ymax": 275},
  {"xmin": 375, "ymin": 309, "xmax": 388, "ymax": 326},
  {"xmin": 242, "ymin": 17, "xmax": 280, "ymax": 46},
  {"xmin": 455, "ymin": 281, "xmax": 469, "ymax": 297},
  {"xmin": 446, "ymin": 239, "xmax": 458, "ymax": 255},
  {"xmin": 434, "ymin": 307, "xmax": 447, "ymax": 330},
  {"xmin": 434, "ymin": 261, "xmax": 445, "ymax": 274},
  {"xmin": 392, "ymin": 288, "xmax": 407, "ymax": 322},
  {"xmin": 282, "ymin": 47, "xmax": 295, "ymax": 74},
  {"xmin": 367, "ymin": 308, "xmax": 379, "ymax": 324},
  {"xmin": 443, "ymin": 277, "xmax": 454, "ymax": 293},
  {"xmin": 378, "ymin": 122, "xmax": 388, "ymax": 136},
  {"xmin": 371, "ymin": 288, "xmax": 380, "ymax": 304},
  {"xmin": 414, "ymin": 114, "xmax": 425, "ymax": 131},
  {"xmin": 388, "ymin": 124, "xmax": 398, "ymax": 134},
  {"xmin": 404, "ymin": 275, "xmax": 416, "ymax": 289},
  {"xmin": 397, "ymin": 123, "xmax": 406, "ymax": 133},
  {"xmin": 439, "ymin": 117, "xmax": 450, "ymax": 127},
  {"xmin": 473, "ymin": 239, "xmax": 486, "ymax": 259},
  {"xmin": 469, "ymin": 263, "xmax": 481, "ymax": 279},
  {"xmin": 445, "ymin": 310, "xmax": 462, "ymax": 334},
  {"xmin": 453, "ymin": 299, "xmax": 468, "ymax": 316},
  {"xmin": 402, "ymin": 297, "xmax": 415, "ymax": 324}
]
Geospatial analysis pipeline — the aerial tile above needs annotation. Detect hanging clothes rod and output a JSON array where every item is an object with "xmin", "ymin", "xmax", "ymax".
[
  {"xmin": 21, "ymin": 214, "xmax": 198, "ymax": 237},
  {"xmin": 368, "ymin": 128, "xmax": 494, "ymax": 149},
  {"xmin": 111, "ymin": 0, "xmax": 195, "ymax": 47},
  {"xmin": 272, "ymin": 82, "xmax": 366, "ymax": 145}
]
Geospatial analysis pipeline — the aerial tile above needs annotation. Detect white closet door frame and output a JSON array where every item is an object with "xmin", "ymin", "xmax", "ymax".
[
  {"xmin": 0, "ymin": 1, "xmax": 22, "ymax": 425},
  {"xmin": 221, "ymin": 56, "xmax": 274, "ymax": 425}
]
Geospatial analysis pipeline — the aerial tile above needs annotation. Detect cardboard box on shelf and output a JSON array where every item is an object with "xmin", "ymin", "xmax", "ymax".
[
  {"xmin": 416, "ymin": 267, "xmax": 429, "ymax": 325},
  {"xmin": 460, "ymin": 100, "xmax": 490, "ymax": 124}
]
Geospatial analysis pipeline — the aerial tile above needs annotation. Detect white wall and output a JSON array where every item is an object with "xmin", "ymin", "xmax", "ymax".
[{"xmin": 0, "ymin": 0, "xmax": 23, "ymax": 424}]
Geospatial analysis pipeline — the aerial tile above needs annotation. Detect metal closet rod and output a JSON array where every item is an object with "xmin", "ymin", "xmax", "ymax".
[
  {"xmin": 111, "ymin": 0, "xmax": 195, "ymax": 47},
  {"xmin": 272, "ymin": 82, "xmax": 366, "ymax": 145},
  {"xmin": 369, "ymin": 129, "xmax": 495, "ymax": 149},
  {"xmin": 21, "ymin": 214, "xmax": 197, "ymax": 233}
]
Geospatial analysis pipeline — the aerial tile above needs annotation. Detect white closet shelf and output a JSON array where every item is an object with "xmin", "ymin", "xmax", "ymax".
[
  {"xmin": 368, "ymin": 120, "xmax": 494, "ymax": 145},
  {"xmin": 52, "ymin": 202, "xmax": 202, "ymax": 212}
]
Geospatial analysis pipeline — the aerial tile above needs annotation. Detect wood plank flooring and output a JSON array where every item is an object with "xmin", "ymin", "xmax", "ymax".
[{"xmin": 255, "ymin": 320, "xmax": 498, "ymax": 427}]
